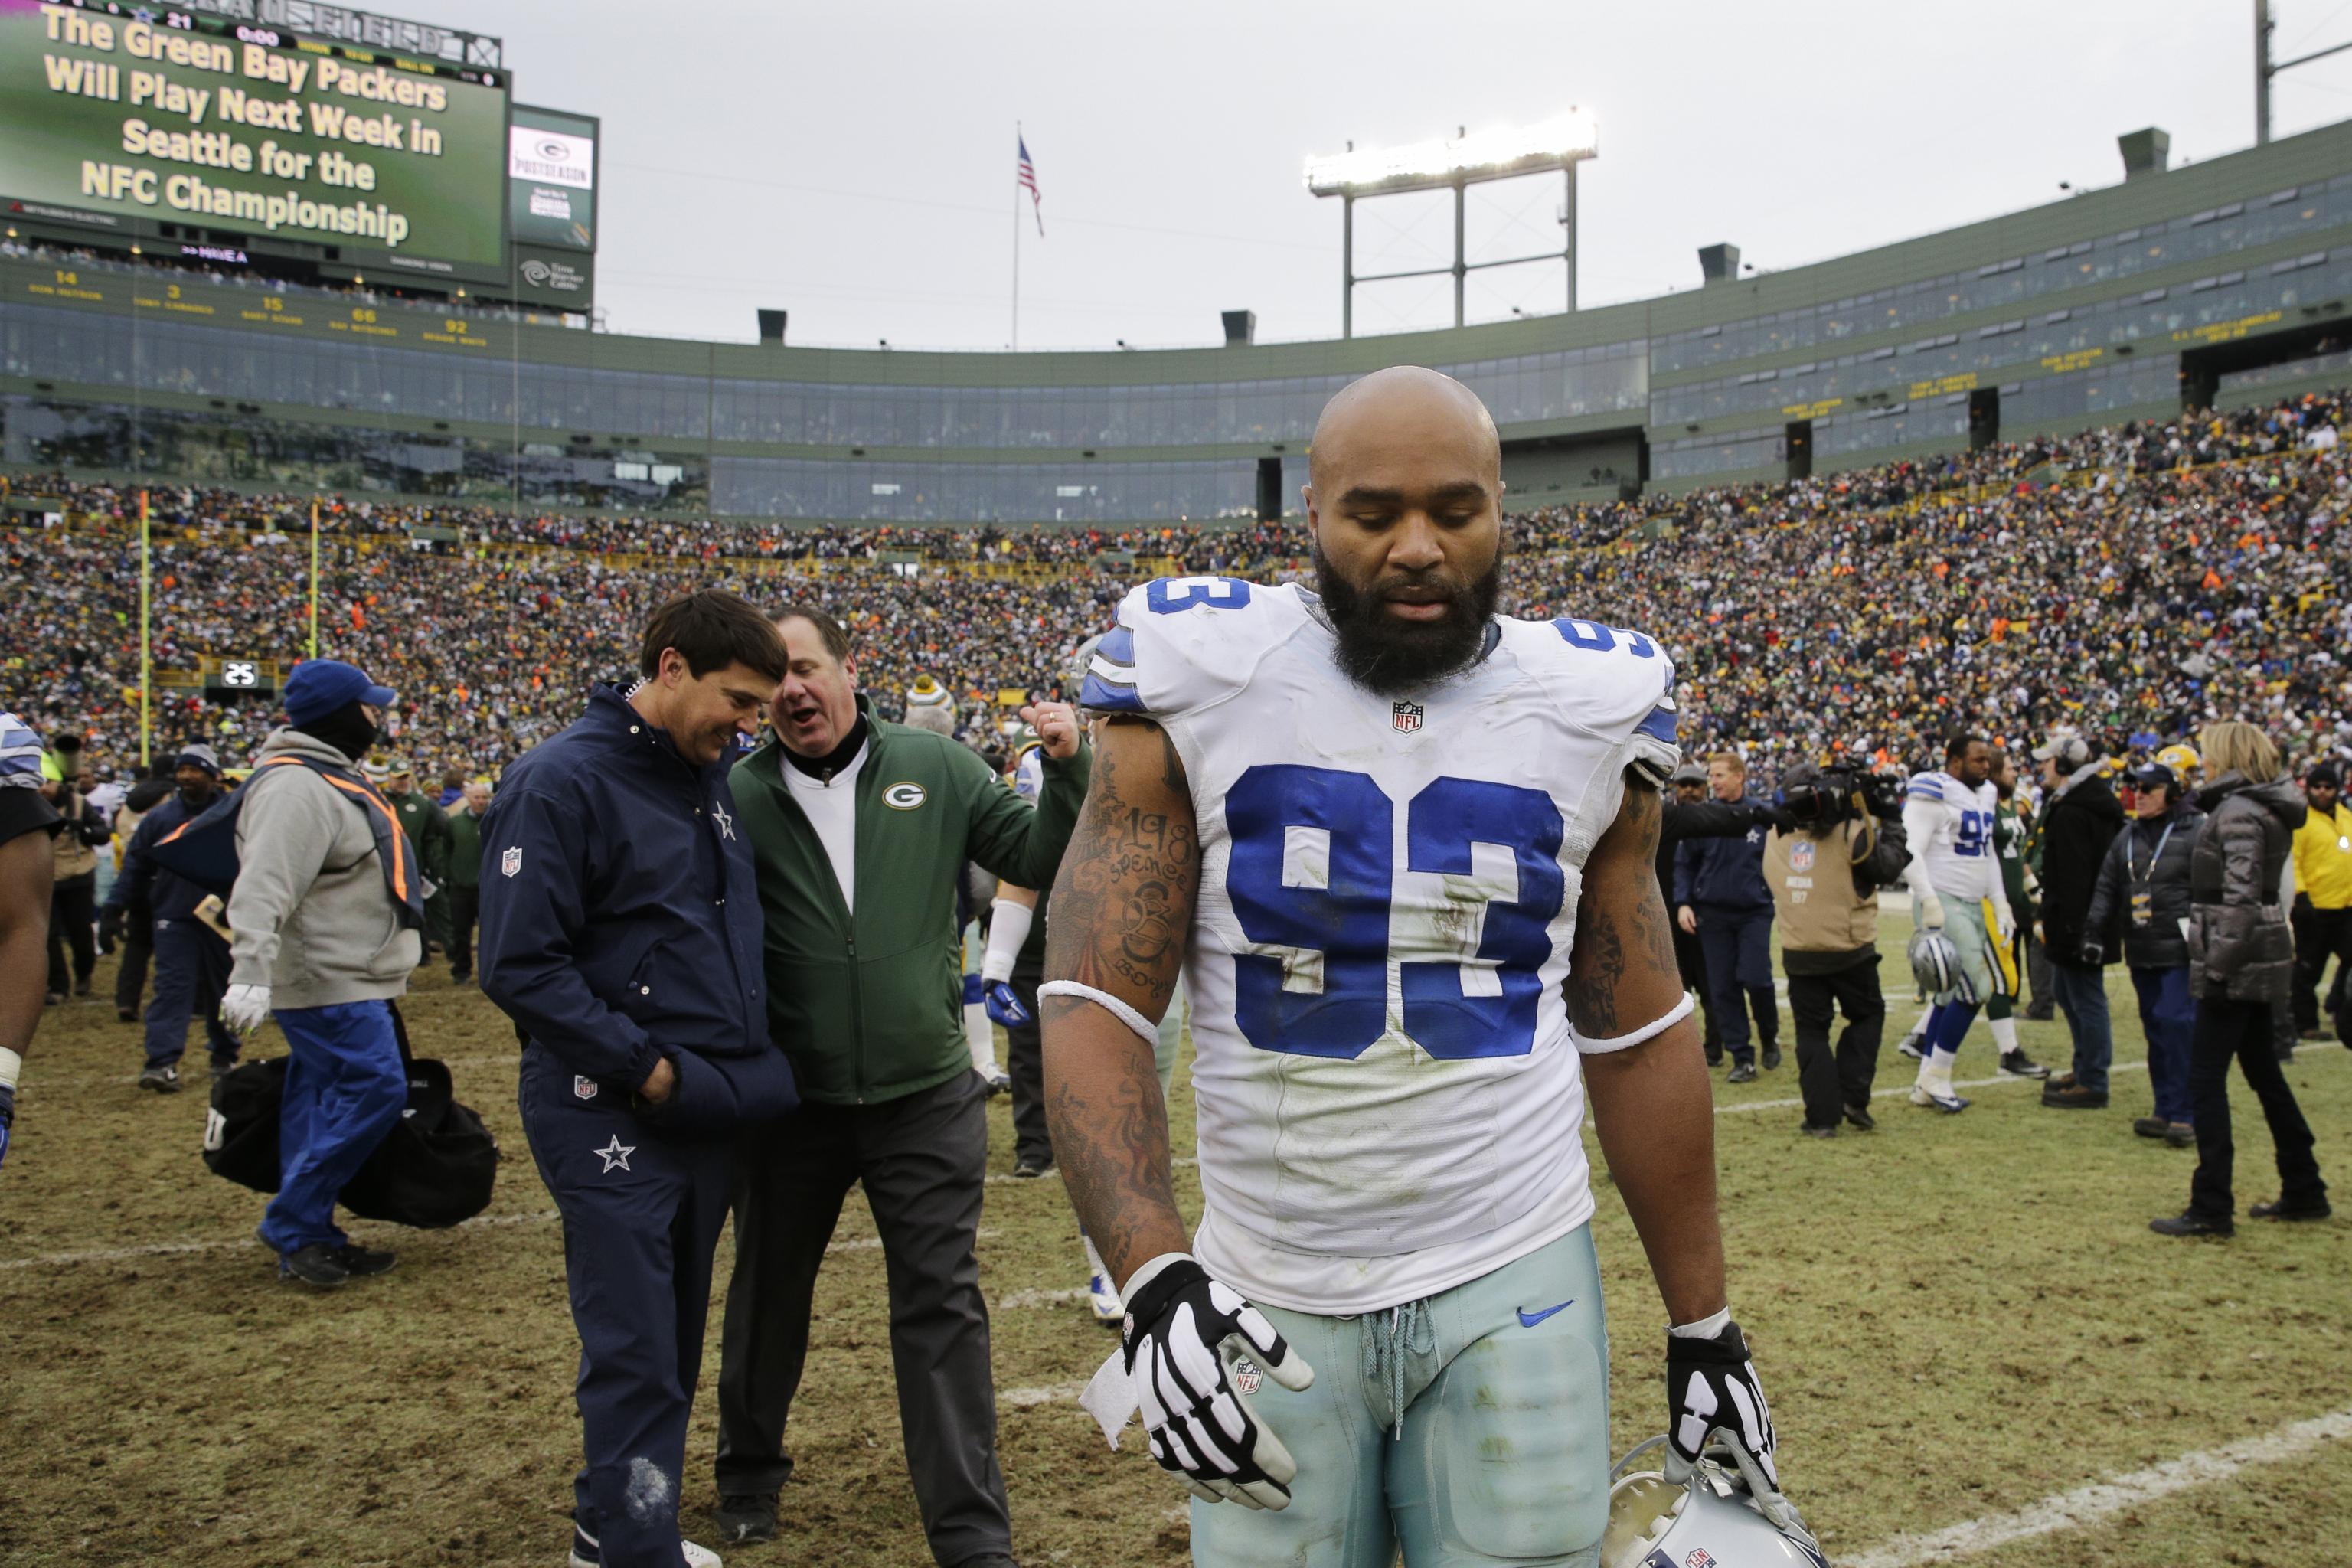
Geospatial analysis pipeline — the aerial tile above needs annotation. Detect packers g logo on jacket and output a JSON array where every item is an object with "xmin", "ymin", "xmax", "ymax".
[{"xmin": 883, "ymin": 781, "xmax": 928, "ymax": 811}]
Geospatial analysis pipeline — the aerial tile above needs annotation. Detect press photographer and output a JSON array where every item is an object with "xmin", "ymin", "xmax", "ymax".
[{"xmin": 1763, "ymin": 762, "xmax": 1910, "ymax": 1137}]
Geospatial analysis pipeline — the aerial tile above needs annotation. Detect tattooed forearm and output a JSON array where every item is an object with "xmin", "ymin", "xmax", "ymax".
[
  {"xmin": 1040, "ymin": 717, "xmax": 1200, "ymax": 1285},
  {"xmin": 1043, "ymin": 998, "xmax": 1187, "ymax": 1279}
]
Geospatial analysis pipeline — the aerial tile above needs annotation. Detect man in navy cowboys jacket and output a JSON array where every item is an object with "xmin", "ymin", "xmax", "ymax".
[{"xmin": 479, "ymin": 590, "xmax": 798, "ymax": 1568}]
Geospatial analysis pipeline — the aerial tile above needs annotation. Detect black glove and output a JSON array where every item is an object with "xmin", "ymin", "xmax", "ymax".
[
  {"xmin": 2079, "ymin": 939, "xmax": 2104, "ymax": 966},
  {"xmin": 1121, "ymin": 1254, "xmax": 1314, "ymax": 1510},
  {"xmin": 1665, "ymin": 1318, "xmax": 1779, "ymax": 1488},
  {"xmin": 98, "ymin": 906, "xmax": 124, "ymax": 952}
]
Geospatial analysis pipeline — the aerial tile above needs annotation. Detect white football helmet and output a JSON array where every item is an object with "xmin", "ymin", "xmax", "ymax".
[
  {"xmin": 1906, "ymin": 928, "xmax": 1976, "ymax": 1004},
  {"xmin": 1602, "ymin": 1436, "xmax": 1828, "ymax": 1568}
]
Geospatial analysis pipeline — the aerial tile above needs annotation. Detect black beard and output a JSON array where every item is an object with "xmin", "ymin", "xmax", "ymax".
[{"xmin": 1313, "ymin": 547, "xmax": 1501, "ymax": 696}]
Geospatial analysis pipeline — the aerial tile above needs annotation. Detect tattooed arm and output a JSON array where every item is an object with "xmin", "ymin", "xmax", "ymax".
[
  {"xmin": 1041, "ymin": 716, "xmax": 1198, "ymax": 1289},
  {"xmin": 1573, "ymin": 774, "xmax": 1728, "ymax": 1325}
]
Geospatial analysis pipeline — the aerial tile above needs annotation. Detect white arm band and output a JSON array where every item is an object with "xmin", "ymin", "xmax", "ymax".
[
  {"xmin": 1569, "ymin": 992, "xmax": 1694, "ymax": 1056},
  {"xmin": 979, "ymin": 897, "xmax": 1034, "ymax": 984},
  {"xmin": 1034, "ymin": 980, "xmax": 1159, "ymax": 1046},
  {"xmin": 1671, "ymin": 1305, "xmax": 1733, "ymax": 1338}
]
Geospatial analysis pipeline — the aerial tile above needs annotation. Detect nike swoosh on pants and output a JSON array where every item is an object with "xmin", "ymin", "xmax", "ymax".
[{"xmin": 1516, "ymin": 1298, "xmax": 1575, "ymax": 1328}]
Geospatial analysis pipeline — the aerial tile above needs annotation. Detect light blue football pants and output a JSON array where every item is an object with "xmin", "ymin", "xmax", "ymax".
[{"xmin": 1189, "ymin": 1223, "xmax": 1610, "ymax": 1568}]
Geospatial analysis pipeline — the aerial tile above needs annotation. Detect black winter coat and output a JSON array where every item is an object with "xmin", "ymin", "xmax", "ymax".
[
  {"xmin": 2083, "ymin": 804, "xmax": 2201, "ymax": 970},
  {"xmin": 2040, "ymin": 772, "xmax": 2125, "ymax": 967}
]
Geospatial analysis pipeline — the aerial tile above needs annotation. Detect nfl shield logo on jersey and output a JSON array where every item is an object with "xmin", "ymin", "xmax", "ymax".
[
  {"xmin": 1392, "ymin": 701, "xmax": 1424, "ymax": 733},
  {"xmin": 573, "ymin": 1075, "xmax": 599, "ymax": 1101},
  {"xmin": 1788, "ymin": 840, "xmax": 1816, "ymax": 872},
  {"xmin": 501, "ymin": 846, "xmax": 523, "ymax": 878}
]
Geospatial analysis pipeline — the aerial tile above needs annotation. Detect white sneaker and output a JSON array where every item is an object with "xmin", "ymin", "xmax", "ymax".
[
  {"xmin": 683, "ymin": 1544, "xmax": 724, "ymax": 1568},
  {"xmin": 1896, "ymin": 1032, "xmax": 1926, "ymax": 1061},
  {"xmin": 1909, "ymin": 1082, "xmax": 1971, "ymax": 1113}
]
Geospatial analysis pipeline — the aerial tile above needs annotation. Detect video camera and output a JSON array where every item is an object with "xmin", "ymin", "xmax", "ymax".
[{"xmin": 1779, "ymin": 766, "xmax": 1902, "ymax": 828}]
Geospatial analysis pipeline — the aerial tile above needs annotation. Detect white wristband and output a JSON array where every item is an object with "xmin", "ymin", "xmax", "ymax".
[
  {"xmin": 1119, "ymin": 1250, "xmax": 1195, "ymax": 1300},
  {"xmin": 981, "ymin": 897, "xmax": 1034, "ymax": 985},
  {"xmin": 1570, "ymin": 993, "xmax": 1694, "ymax": 1055},
  {"xmin": 0, "ymin": 1046, "xmax": 19, "ymax": 1091},
  {"xmin": 1671, "ymin": 1306, "xmax": 1733, "ymax": 1339},
  {"xmin": 1034, "ymin": 980, "xmax": 1159, "ymax": 1047}
]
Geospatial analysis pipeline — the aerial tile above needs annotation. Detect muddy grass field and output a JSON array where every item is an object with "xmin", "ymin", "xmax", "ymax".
[{"xmin": 5, "ymin": 938, "xmax": 2349, "ymax": 1567}]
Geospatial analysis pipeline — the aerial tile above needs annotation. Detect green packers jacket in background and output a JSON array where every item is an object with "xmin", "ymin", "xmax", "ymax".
[
  {"xmin": 448, "ymin": 805, "xmax": 485, "ymax": 890},
  {"xmin": 733, "ymin": 701, "xmax": 1089, "ymax": 1106}
]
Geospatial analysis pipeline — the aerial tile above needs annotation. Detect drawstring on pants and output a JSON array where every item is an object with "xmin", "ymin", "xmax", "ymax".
[{"xmin": 1360, "ymin": 1297, "xmax": 1436, "ymax": 1441}]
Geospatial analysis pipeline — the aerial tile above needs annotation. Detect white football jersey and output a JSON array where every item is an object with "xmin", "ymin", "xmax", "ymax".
[
  {"xmin": 1903, "ymin": 769, "xmax": 2002, "ymax": 904},
  {"xmin": 1081, "ymin": 577, "xmax": 1681, "ymax": 1314}
]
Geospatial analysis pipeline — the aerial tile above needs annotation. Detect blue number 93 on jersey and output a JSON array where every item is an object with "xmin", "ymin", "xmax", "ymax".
[{"xmin": 1089, "ymin": 576, "xmax": 1685, "ymax": 1270}]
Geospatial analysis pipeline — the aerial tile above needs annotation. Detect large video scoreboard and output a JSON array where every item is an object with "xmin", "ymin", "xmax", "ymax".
[{"xmin": 0, "ymin": 0, "xmax": 509, "ymax": 282}]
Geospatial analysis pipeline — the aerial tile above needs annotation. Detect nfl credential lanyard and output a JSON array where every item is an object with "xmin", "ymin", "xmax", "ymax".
[{"xmin": 2128, "ymin": 819, "xmax": 2175, "ymax": 928}]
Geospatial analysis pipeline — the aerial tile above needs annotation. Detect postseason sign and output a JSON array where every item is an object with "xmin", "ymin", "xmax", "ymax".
[
  {"xmin": 508, "ymin": 103, "xmax": 593, "ymax": 253},
  {"xmin": 0, "ymin": 0, "xmax": 508, "ymax": 274}
]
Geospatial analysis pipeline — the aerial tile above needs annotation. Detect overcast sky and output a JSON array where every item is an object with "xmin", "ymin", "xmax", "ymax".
[{"xmin": 457, "ymin": 0, "xmax": 2352, "ymax": 351}]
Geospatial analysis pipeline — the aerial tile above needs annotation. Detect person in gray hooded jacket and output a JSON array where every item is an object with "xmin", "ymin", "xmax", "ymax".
[
  {"xmin": 221, "ymin": 659, "xmax": 423, "ymax": 1288},
  {"xmin": 2151, "ymin": 722, "xmax": 2330, "ymax": 1236}
]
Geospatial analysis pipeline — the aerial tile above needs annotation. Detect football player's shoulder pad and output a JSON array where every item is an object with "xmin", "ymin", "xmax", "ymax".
[
  {"xmin": 1078, "ymin": 576, "xmax": 1302, "ymax": 722},
  {"xmin": 1906, "ymin": 769, "xmax": 1949, "ymax": 802},
  {"xmin": 1505, "ymin": 614, "xmax": 1682, "ymax": 788}
]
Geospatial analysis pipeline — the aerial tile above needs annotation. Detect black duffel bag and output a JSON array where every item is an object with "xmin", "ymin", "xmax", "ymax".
[{"xmin": 201, "ymin": 1002, "xmax": 499, "ymax": 1229}]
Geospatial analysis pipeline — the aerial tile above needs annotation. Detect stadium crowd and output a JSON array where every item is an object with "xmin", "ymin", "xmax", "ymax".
[{"xmin": 7, "ymin": 388, "xmax": 2350, "ymax": 786}]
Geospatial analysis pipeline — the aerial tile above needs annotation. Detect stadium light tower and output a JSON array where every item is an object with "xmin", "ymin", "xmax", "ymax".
[
  {"xmin": 1306, "ymin": 112, "xmax": 1596, "ymax": 338},
  {"xmin": 2256, "ymin": 0, "xmax": 2352, "ymax": 144}
]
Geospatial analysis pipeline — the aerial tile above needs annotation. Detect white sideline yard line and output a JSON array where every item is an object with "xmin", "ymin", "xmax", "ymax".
[
  {"xmin": 996, "ymin": 1286, "xmax": 1091, "ymax": 1311},
  {"xmin": 1717, "ymin": 1060, "xmax": 2147, "ymax": 1117},
  {"xmin": 999, "ymin": 1381, "xmax": 1089, "ymax": 1407},
  {"xmin": 1841, "ymin": 1406, "xmax": 2352, "ymax": 1568},
  {"xmin": 0, "ymin": 1216, "xmax": 989, "ymax": 1274},
  {"xmin": 1722, "ymin": 1042, "xmax": 2345, "ymax": 1118},
  {"xmin": 997, "ymin": 1394, "xmax": 2352, "ymax": 1564}
]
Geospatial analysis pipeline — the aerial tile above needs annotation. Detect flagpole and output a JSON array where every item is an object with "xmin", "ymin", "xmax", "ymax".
[
  {"xmin": 139, "ymin": 488, "xmax": 152, "ymax": 769},
  {"xmin": 1011, "ymin": 122, "xmax": 1021, "ymax": 350},
  {"xmin": 309, "ymin": 498, "xmax": 321, "ymax": 658}
]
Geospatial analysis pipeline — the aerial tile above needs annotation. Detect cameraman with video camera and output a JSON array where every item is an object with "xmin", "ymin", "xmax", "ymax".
[{"xmin": 1764, "ymin": 761, "xmax": 1911, "ymax": 1137}]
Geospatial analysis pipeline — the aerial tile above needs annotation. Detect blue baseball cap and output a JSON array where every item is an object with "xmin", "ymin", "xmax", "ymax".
[{"xmin": 283, "ymin": 659, "xmax": 396, "ymax": 726}]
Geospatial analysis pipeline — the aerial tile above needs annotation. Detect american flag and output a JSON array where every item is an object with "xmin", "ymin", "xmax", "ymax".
[{"xmin": 1017, "ymin": 134, "xmax": 1043, "ymax": 236}]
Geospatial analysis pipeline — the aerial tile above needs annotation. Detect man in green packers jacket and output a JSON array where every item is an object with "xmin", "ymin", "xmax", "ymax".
[
  {"xmin": 445, "ymin": 779, "xmax": 489, "ymax": 983},
  {"xmin": 714, "ymin": 603, "xmax": 1088, "ymax": 1568}
]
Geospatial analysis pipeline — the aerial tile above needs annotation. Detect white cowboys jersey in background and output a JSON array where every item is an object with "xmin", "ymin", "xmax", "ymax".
[
  {"xmin": 1904, "ymin": 768, "xmax": 2003, "ymax": 904},
  {"xmin": 1081, "ymin": 577, "xmax": 1680, "ymax": 1315}
]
